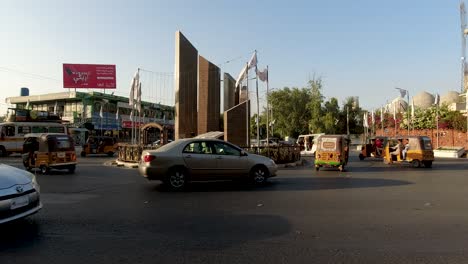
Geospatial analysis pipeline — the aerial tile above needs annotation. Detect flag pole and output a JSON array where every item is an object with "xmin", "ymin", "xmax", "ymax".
[
  {"xmin": 246, "ymin": 62, "xmax": 249, "ymax": 148},
  {"xmin": 266, "ymin": 65, "xmax": 270, "ymax": 153},
  {"xmin": 255, "ymin": 51, "xmax": 260, "ymax": 154},
  {"xmin": 407, "ymin": 91, "xmax": 410, "ymax": 136}
]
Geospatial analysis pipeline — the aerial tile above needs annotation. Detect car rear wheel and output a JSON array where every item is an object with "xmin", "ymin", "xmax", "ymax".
[
  {"xmin": 250, "ymin": 165, "xmax": 269, "ymax": 185},
  {"xmin": 166, "ymin": 168, "xmax": 187, "ymax": 191}
]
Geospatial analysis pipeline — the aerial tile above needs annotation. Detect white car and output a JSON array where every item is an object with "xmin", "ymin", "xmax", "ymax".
[{"xmin": 0, "ymin": 164, "xmax": 42, "ymax": 224}]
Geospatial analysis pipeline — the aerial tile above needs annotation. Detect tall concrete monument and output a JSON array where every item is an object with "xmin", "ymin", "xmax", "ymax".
[
  {"xmin": 174, "ymin": 31, "xmax": 198, "ymax": 139},
  {"xmin": 198, "ymin": 55, "xmax": 221, "ymax": 134},
  {"xmin": 224, "ymin": 100, "xmax": 250, "ymax": 147},
  {"xmin": 223, "ymin": 73, "xmax": 236, "ymax": 112}
]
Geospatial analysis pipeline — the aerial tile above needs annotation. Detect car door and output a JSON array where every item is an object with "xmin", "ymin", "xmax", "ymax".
[
  {"xmin": 212, "ymin": 141, "xmax": 249, "ymax": 178},
  {"xmin": 182, "ymin": 141, "xmax": 217, "ymax": 180}
]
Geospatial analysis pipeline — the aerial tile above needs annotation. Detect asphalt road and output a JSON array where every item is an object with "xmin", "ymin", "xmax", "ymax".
[{"xmin": 1, "ymin": 152, "xmax": 468, "ymax": 264}]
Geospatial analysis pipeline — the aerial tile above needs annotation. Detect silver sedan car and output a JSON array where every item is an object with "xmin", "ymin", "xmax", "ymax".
[
  {"xmin": 139, "ymin": 138, "xmax": 278, "ymax": 190},
  {"xmin": 0, "ymin": 164, "xmax": 42, "ymax": 224}
]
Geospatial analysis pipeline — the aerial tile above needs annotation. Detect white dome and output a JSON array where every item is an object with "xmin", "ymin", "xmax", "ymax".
[
  {"xmin": 413, "ymin": 91, "xmax": 435, "ymax": 109},
  {"xmin": 440, "ymin": 91, "xmax": 460, "ymax": 105},
  {"xmin": 391, "ymin": 97, "xmax": 408, "ymax": 112}
]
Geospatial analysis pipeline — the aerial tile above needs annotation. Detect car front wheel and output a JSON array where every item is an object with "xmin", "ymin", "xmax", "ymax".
[{"xmin": 250, "ymin": 165, "xmax": 269, "ymax": 185}]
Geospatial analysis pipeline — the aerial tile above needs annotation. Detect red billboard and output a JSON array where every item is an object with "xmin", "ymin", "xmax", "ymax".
[{"xmin": 63, "ymin": 64, "xmax": 116, "ymax": 89}]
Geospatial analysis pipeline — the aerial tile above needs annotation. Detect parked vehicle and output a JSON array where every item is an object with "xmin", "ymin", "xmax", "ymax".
[
  {"xmin": 314, "ymin": 135, "xmax": 350, "ymax": 172},
  {"xmin": 80, "ymin": 136, "xmax": 117, "ymax": 157},
  {"xmin": 359, "ymin": 136, "xmax": 388, "ymax": 160},
  {"xmin": 0, "ymin": 121, "xmax": 67, "ymax": 156},
  {"xmin": 138, "ymin": 138, "xmax": 278, "ymax": 190},
  {"xmin": 0, "ymin": 163, "xmax": 42, "ymax": 224},
  {"xmin": 22, "ymin": 133, "xmax": 77, "ymax": 174},
  {"xmin": 382, "ymin": 136, "xmax": 434, "ymax": 168}
]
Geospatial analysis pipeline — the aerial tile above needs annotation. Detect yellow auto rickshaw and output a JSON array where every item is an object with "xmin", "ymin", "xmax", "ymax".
[
  {"xmin": 359, "ymin": 136, "xmax": 388, "ymax": 160},
  {"xmin": 314, "ymin": 135, "xmax": 350, "ymax": 172},
  {"xmin": 81, "ymin": 136, "xmax": 117, "ymax": 157},
  {"xmin": 22, "ymin": 133, "xmax": 77, "ymax": 174},
  {"xmin": 383, "ymin": 136, "xmax": 434, "ymax": 168}
]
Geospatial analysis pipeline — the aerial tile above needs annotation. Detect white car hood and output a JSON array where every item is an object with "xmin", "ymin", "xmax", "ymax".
[{"xmin": 0, "ymin": 164, "xmax": 33, "ymax": 190}]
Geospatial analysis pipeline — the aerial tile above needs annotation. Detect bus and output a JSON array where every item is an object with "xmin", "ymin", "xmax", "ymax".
[{"xmin": 0, "ymin": 121, "xmax": 67, "ymax": 156}]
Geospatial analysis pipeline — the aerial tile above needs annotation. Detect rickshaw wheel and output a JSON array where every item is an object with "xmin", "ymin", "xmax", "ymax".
[
  {"xmin": 423, "ymin": 161, "xmax": 432, "ymax": 168},
  {"xmin": 358, "ymin": 154, "xmax": 364, "ymax": 160},
  {"xmin": 107, "ymin": 151, "xmax": 114, "ymax": 157},
  {"xmin": 315, "ymin": 166, "xmax": 319, "ymax": 171},
  {"xmin": 411, "ymin": 159, "xmax": 421, "ymax": 168},
  {"xmin": 40, "ymin": 165, "xmax": 49, "ymax": 174},
  {"xmin": 68, "ymin": 165, "xmax": 76, "ymax": 174},
  {"xmin": 339, "ymin": 165, "xmax": 345, "ymax": 172},
  {"xmin": 80, "ymin": 151, "xmax": 86, "ymax": 157}
]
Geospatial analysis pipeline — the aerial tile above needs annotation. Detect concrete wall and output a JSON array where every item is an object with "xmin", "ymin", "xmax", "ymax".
[
  {"xmin": 174, "ymin": 31, "xmax": 198, "ymax": 139},
  {"xmin": 224, "ymin": 100, "xmax": 250, "ymax": 147},
  {"xmin": 198, "ymin": 55, "xmax": 221, "ymax": 134}
]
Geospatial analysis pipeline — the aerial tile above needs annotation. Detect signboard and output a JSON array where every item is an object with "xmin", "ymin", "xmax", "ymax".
[
  {"xmin": 63, "ymin": 64, "xmax": 116, "ymax": 89},
  {"xmin": 122, "ymin": 121, "xmax": 145, "ymax": 128}
]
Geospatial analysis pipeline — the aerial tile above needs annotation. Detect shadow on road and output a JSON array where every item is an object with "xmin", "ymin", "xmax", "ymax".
[
  {"xmin": 150, "ymin": 176, "xmax": 412, "ymax": 193},
  {"xmin": 0, "ymin": 219, "xmax": 41, "ymax": 251}
]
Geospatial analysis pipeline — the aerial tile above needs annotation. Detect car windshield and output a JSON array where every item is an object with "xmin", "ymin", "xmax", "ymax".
[{"xmin": 48, "ymin": 136, "xmax": 73, "ymax": 151}]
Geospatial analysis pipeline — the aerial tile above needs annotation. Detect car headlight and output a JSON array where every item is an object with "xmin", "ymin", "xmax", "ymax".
[
  {"xmin": 29, "ymin": 173, "xmax": 40, "ymax": 191},
  {"xmin": 269, "ymin": 159, "xmax": 276, "ymax": 165}
]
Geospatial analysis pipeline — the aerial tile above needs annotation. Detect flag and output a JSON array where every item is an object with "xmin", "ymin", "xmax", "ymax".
[
  {"xmin": 434, "ymin": 93, "xmax": 440, "ymax": 105},
  {"xmin": 130, "ymin": 109, "xmax": 134, "ymax": 121},
  {"xmin": 363, "ymin": 112, "xmax": 369, "ymax": 128},
  {"xmin": 395, "ymin": 87, "xmax": 407, "ymax": 98},
  {"xmin": 371, "ymin": 110, "xmax": 375, "ymax": 124},
  {"xmin": 53, "ymin": 101, "xmax": 58, "ymax": 115},
  {"xmin": 136, "ymin": 82, "xmax": 142, "ymax": 112},
  {"xmin": 235, "ymin": 65, "xmax": 248, "ymax": 87},
  {"xmin": 381, "ymin": 107, "xmax": 384, "ymax": 123},
  {"xmin": 25, "ymin": 99, "xmax": 30, "ymax": 109},
  {"xmin": 129, "ymin": 71, "xmax": 139, "ymax": 106},
  {"xmin": 248, "ymin": 52, "xmax": 257, "ymax": 69},
  {"xmin": 115, "ymin": 107, "xmax": 119, "ymax": 120},
  {"xmin": 257, "ymin": 67, "xmax": 268, "ymax": 82},
  {"xmin": 99, "ymin": 105, "xmax": 103, "ymax": 118},
  {"xmin": 393, "ymin": 105, "xmax": 396, "ymax": 120},
  {"xmin": 411, "ymin": 98, "xmax": 415, "ymax": 119}
]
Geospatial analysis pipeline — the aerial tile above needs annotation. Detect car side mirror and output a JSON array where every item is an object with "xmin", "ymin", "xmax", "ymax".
[{"xmin": 240, "ymin": 150, "xmax": 248, "ymax": 156}]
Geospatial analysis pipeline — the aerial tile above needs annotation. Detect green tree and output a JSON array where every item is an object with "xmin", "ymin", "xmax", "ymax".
[
  {"xmin": 341, "ymin": 97, "xmax": 364, "ymax": 134},
  {"xmin": 322, "ymin": 97, "xmax": 340, "ymax": 134},
  {"xmin": 307, "ymin": 78, "xmax": 324, "ymax": 133},
  {"xmin": 269, "ymin": 87, "xmax": 311, "ymax": 138}
]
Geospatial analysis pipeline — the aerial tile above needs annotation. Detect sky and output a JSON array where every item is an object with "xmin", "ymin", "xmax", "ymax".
[{"xmin": 0, "ymin": 0, "xmax": 464, "ymax": 115}]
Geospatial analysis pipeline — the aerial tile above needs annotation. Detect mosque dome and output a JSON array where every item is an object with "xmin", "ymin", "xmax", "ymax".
[
  {"xmin": 413, "ymin": 91, "xmax": 435, "ymax": 109},
  {"xmin": 440, "ymin": 91, "xmax": 460, "ymax": 105}
]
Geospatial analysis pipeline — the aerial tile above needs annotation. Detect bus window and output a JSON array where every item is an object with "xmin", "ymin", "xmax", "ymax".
[
  {"xmin": 32, "ymin": 126, "xmax": 47, "ymax": 133},
  {"xmin": 18, "ymin": 126, "xmax": 31, "ymax": 135},
  {"xmin": 48, "ymin": 127, "xmax": 65, "ymax": 133},
  {"xmin": 5, "ymin": 125, "xmax": 15, "ymax": 137}
]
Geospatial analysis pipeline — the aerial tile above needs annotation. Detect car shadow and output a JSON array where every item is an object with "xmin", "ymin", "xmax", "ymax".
[
  {"xmin": 0, "ymin": 219, "xmax": 41, "ymax": 251},
  {"xmin": 150, "ymin": 176, "xmax": 412, "ymax": 193}
]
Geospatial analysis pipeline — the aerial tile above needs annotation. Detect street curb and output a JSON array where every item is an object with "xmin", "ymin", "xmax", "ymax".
[
  {"xmin": 114, "ymin": 160, "xmax": 139, "ymax": 168},
  {"xmin": 277, "ymin": 159, "xmax": 306, "ymax": 168}
]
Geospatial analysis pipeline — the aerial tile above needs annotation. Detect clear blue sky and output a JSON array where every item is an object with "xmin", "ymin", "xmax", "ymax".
[{"xmin": 0, "ymin": 0, "xmax": 463, "ymax": 115}]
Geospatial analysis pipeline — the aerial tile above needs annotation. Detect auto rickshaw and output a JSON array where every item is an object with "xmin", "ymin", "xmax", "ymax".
[
  {"xmin": 81, "ymin": 136, "xmax": 117, "ymax": 157},
  {"xmin": 382, "ymin": 136, "xmax": 434, "ymax": 168},
  {"xmin": 359, "ymin": 136, "xmax": 388, "ymax": 160},
  {"xmin": 314, "ymin": 135, "xmax": 350, "ymax": 172},
  {"xmin": 22, "ymin": 133, "xmax": 77, "ymax": 174}
]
